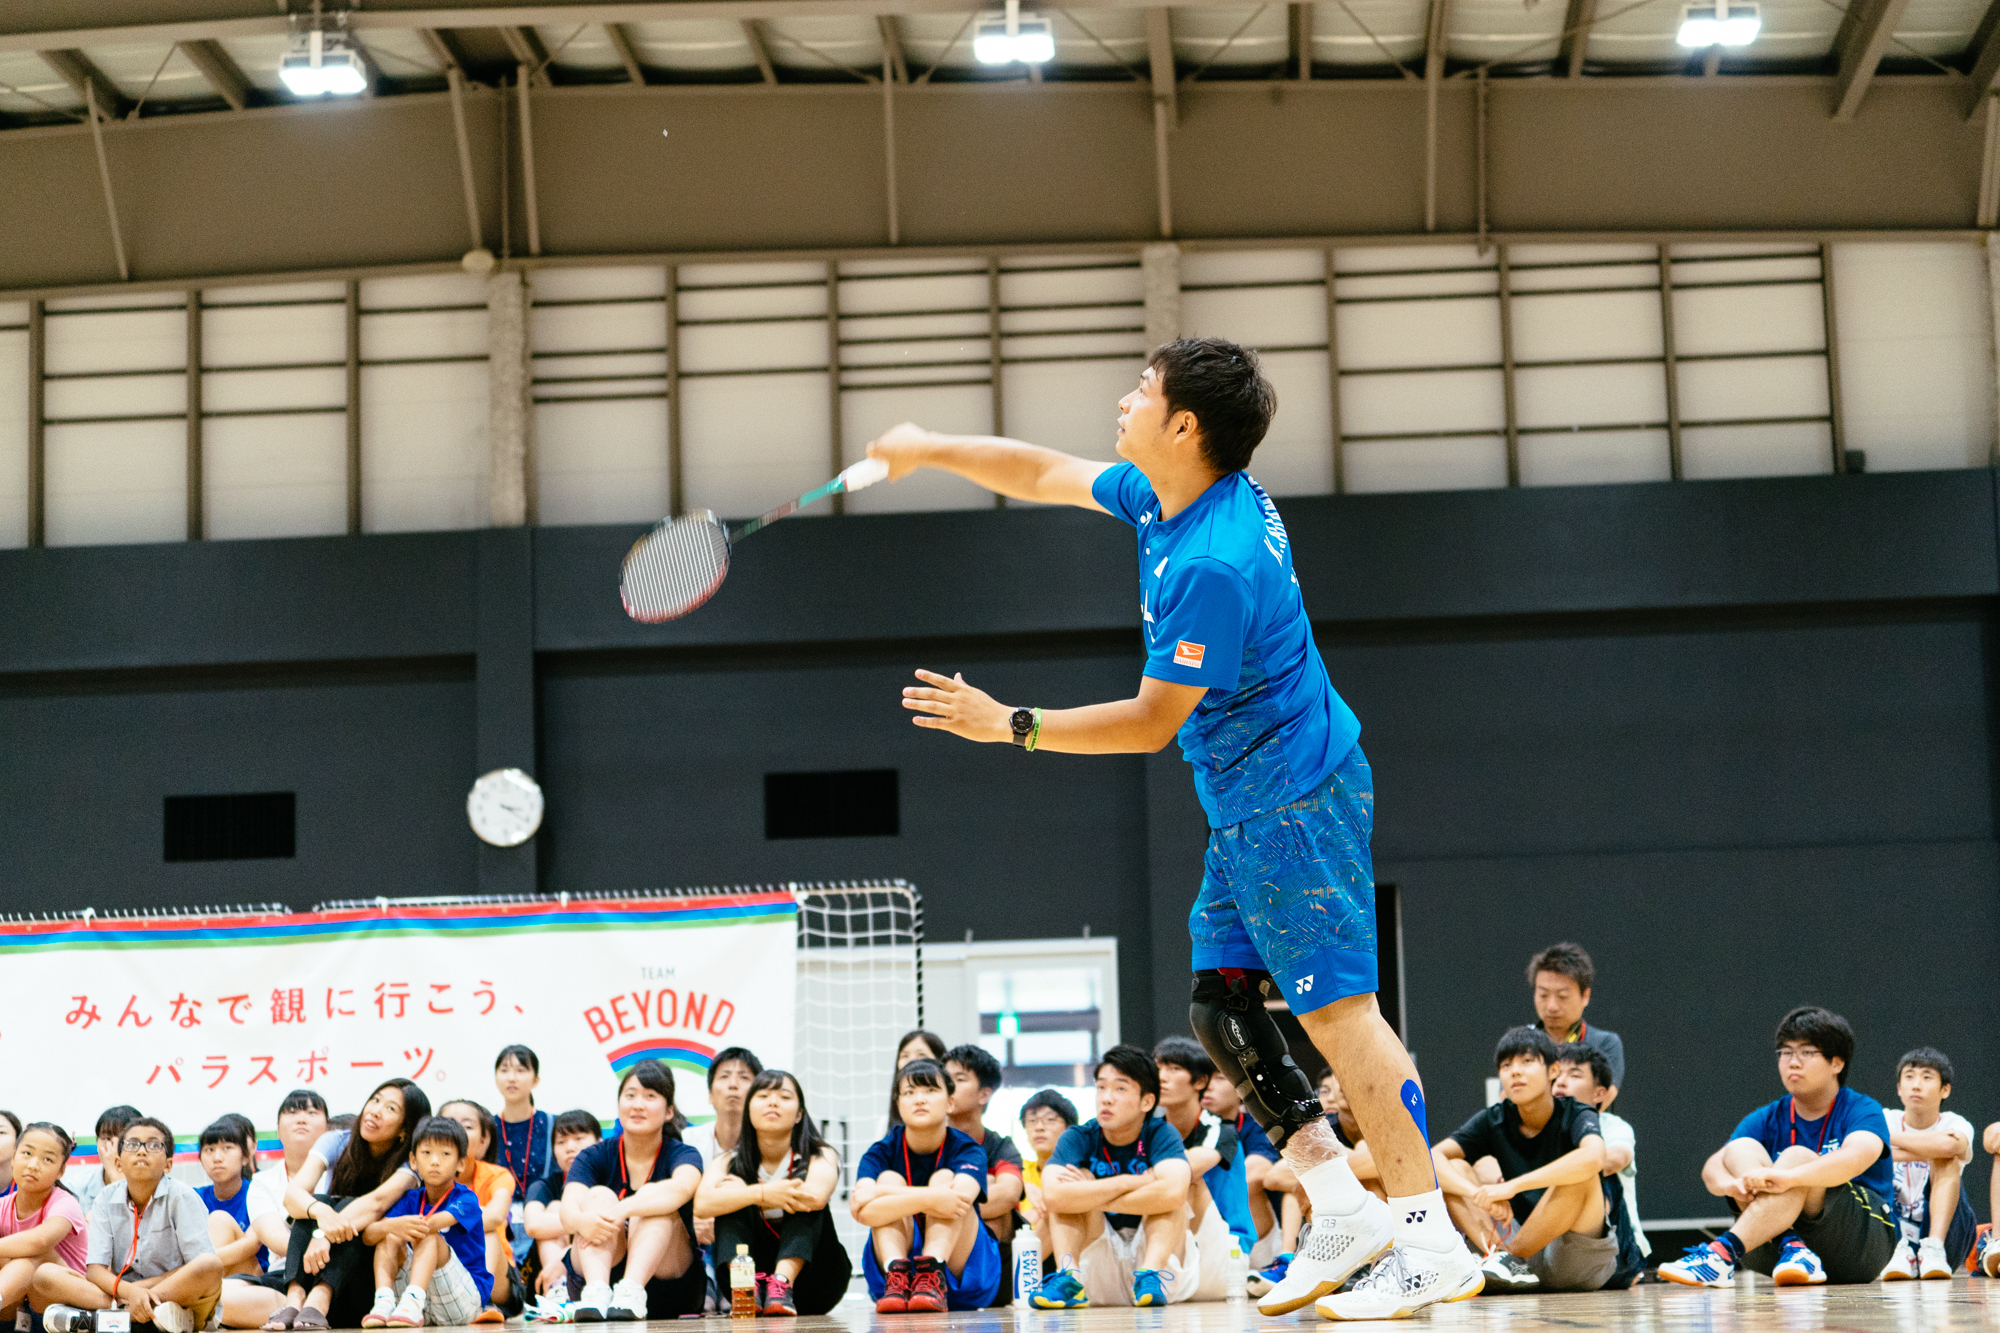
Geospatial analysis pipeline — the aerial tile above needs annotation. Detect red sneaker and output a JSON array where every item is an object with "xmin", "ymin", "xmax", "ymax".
[
  {"xmin": 759, "ymin": 1274, "xmax": 797, "ymax": 1317},
  {"xmin": 905, "ymin": 1258, "xmax": 948, "ymax": 1314},
  {"xmin": 876, "ymin": 1259, "xmax": 914, "ymax": 1313}
]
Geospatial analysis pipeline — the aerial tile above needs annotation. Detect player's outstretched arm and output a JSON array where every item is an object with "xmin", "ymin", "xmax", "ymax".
[
  {"xmin": 867, "ymin": 422, "xmax": 1110, "ymax": 511},
  {"xmin": 902, "ymin": 669, "xmax": 1204, "ymax": 754}
]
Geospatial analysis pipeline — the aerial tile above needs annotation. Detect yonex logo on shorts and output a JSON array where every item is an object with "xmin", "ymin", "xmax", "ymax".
[
  {"xmin": 1175, "ymin": 640, "xmax": 1205, "ymax": 668},
  {"xmin": 1296, "ymin": 975, "xmax": 1314, "ymax": 994}
]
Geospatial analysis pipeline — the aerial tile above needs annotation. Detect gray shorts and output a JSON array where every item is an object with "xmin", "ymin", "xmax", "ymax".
[{"xmin": 1524, "ymin": 1229, "xmax": 1617, "ymax": 1293}]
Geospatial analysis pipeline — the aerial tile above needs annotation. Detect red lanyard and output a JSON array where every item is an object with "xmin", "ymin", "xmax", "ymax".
[
  {"xmin": 498, "ymin": 1115, "xmax": 534, "ymax": 1192},
  {"xmin": 1102, "ymin": 1128, "xmax": 1147, "ymax": 1174},
  {"xmin": 120, "ymin": 1198, "xmax": 144, "ymax": 1278},
  {"xmin": 617, "ymin": 1140, "xmax": 661, "ymax": 1200},
  {"xmin": 7, "ymin": 1190, "xmax": 50, "ymax": 1232},
  {"xmin": 1788, "ymin": 1089, "xmax": 1840, "ymax": 1153},
  {"xmin": 900, "ymin": 1131, "xmax": 932, "ymax": 1187},
  {"xmin": 418, "ymin": 1187, "xmax": 452, "ymax": 1221}
]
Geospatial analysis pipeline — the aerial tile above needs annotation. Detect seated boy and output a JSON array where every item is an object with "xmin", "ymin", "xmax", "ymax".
[
  {"xmin": 1154, "ymin": 1037, "xmax": 1254, "ymax": 1300},
  {"xmin": 1033, "ymin": 1045, "xmax": 1199, "ymax": 1309},
  {"xmin": 359, "ymin": 1116, "xmax": 493, "ymax": 1328},
  {"xmin": 1659, "ymin": 1005, "xmax": 1894, "ymax": 1287},
  {"xmin": 1553, "ymin": 1043, "xmax": 1650, "ymax": 1265},
  {"xmin": 1017, "ymin": 1091, "xmax": 1078, "ymax": 1274},
  {"xmin": 851, "ymin": 1058, "xmax": 1003, "ymax": 1314},
  {"xmin": 196, "ymin": 1117, "xmax": 268, "ymax": 1278},
  {"xmin": 1436, "ymin": 1027, "xmax": 1611, "ymax": 1294},
  {"xmin": 37, "ymin": 1117, "xmax": 223, "ymax": 1333},
  {"xmin": 941, "ymin": 1045, "xmax": 1026, "ymax": 1244},
  {"xmin": 65, "ymin": 1106, "xmax": 141, "ymax": 1216},
  {"xmin": 1199, "ymin": 1077, "xmax": 1284, "ymax": 1265},
  {"xmin": 522, "ymin": 1110, "xmax": 602, "ymax": 1297},
  {"xmin": 1878, "ymin": 1047, "xmax": 1975, "ymax": 1280}
]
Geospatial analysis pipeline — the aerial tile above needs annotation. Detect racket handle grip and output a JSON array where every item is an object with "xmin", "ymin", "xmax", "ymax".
[{"xmin": 840, "ymin": 457, "xmax": 891, "ymax": 492}]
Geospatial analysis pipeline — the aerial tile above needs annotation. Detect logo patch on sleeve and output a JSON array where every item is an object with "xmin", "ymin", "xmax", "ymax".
[{"xmin": 1173, "ymin": 640, "xmax": 1205, "ymax": 668}]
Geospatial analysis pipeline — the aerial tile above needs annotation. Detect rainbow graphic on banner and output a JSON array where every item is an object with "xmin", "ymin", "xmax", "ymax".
[{"xmin": 606, "ymin": 1037, "xmax": 718, "ymax": 1079}]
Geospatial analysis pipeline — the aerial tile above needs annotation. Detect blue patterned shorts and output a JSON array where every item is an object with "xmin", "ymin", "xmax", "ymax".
[{"xmin": 1189, "ymin": 743, "xmax": 1378, "ymax": 1015}]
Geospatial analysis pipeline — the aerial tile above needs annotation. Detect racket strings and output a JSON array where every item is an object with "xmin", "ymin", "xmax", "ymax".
[{"xmin": 620, "ymin": 513, "xmax": 731, "ymax": 622}]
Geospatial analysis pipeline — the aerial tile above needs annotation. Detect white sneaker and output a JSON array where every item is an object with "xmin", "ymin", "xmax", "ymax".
[
  {"xmin": 1771, "ymin": 1237, "xmax": 1827, "ymax": 1285},
  {"xmin": 573, "ymin": 1283, "xmax": 613, "ymax": 1323},
  {"xmin": 151, "ymin": 1302, "xmax": 195, "ymax": 1333},
  {"xmin": 1316, "ymin": 1241, "xmax": 1483, "ymax": 1320},
  {"xmin": 1255, "ymin": 1193, "xmax": 1394, "ymax": 1315},
  {"xmin": 1983, "ymin": 1229, "xmax": 2000, "ymax": 1279},
  {"xmin": 1881, "ymin": 1237, "xmax": 1918, "ymax": 1281},
  {"xmin": 1480, "ymin": 1248, "xmax": 1540, "ymax": 1291},
  {"xmin": 605, "ymin": 1279, "xmax": 647, "ymax": 1322},
  {"xmin": 1658, "ymin": 1241, "xmax": 1736, "ymax": 1288},
  {"xmin": 361, "ymin": 1287, "xmax": 401, "ymax": 1328},
  {"xmin": 1918, "ymin": 1236, "xmax": 1954, "ymax": 1279}
]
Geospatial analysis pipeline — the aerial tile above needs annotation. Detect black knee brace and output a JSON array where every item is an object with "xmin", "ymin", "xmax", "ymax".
[{"xmin": 1189, "ymin": 968, "xmax": 1326, "ymax": 1150}]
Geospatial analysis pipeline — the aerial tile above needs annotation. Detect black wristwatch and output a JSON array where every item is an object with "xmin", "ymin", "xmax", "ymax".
[{"xmin": 1009, "ymin": 708, "xmax": 1035, "ymax": 749}]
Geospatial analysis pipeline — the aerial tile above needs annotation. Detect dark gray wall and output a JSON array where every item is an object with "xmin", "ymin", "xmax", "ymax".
[{"xmin": 2, "ymin": 468, "xmax": 1996, "ymax": 1221}]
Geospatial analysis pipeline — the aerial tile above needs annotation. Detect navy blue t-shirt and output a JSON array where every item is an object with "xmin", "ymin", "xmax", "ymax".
[
  {"xmin": 1092, "ymin": 463, "xmax": 1360, "ymax": 828},
  {"xmin": 565, "ymin": 1135, "xmax": 706, "ymax": 1238},
  {"xmin": 384, "ymin": 1182, "xmax": 492, "ymax": 1302},
  {"xmin": 1731, "ymin": 1089, "xmax": 1892, "ymax": 1201},
  {"xmin": 856, "ymin": 1126, "xmax": 988, "ymax": 1203},
  {"xmin": 1234, "ymin": 1112, "xmax": 1280, "ymax": 1164},
  {"xmin": 1048, "ymin": 1114, "xmax": 1189, "ymax": 1233}
]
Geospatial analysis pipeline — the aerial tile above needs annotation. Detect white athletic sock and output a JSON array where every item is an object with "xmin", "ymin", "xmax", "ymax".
[
  {"xmin": 1295, "ymin": 1155, "xmax": 1369, "ymax": 1217},
  {"xmin": 1389, "ymin": 1189, "xmax": 1459, "ymax": 1252}
]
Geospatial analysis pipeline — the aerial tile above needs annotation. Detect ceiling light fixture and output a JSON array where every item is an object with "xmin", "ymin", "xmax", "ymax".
[
  {"xmin": 1676, "ymin": 0, "xmax": 1760, "ymax": 47},
  {"xmin": 279, "ymin": 2, "xmax": 368, "ymax": 96},
  {"xmin": 974, "ymin": 0, "xmax": 1056, "ymax": 65}
]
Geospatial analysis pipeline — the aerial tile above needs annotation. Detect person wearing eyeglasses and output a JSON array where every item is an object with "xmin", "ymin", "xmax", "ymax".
[
  {"xmin": 36, "ymin": 1117, "xmax": 223, "ymax": 1332},
  {"xmin": 1658, "ymin": 1005, "xmax": 1894, "ymax": 1288}
]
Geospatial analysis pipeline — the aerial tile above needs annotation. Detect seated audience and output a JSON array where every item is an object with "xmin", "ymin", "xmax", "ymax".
[
  {"xmin": 694, "ymin": 1070, "xmax": 851, "ymax": 1316},
  {"xmin": 1878, "ymin": 1047, "xmax": 1975, "ymax": 1281},
  {"xmin": 1527, "ymin": 943, "xmax": 1623, "ymax": 1103},
  {"xmin": 1017, "ymin": 1091, "xmax": 1078, "ymax": 1271},
  {"xmin": 1154, "ymin": 1037, "xmax": 1253, "ymax": 1300},
  {"xmin": 223, "ymin": 1091, "xmax": 329, "ymax": 1330},
  {"xmin": 1200, "ymin": 1077, "xmax": 1282, "ymax": 1263},
  {"xmin": 1436, "ymin": 1027, "xmax": 1611, "ymax": 1294},
  {"xmin": 559, "ymin": 1060, "xmax": 706, "ymax": 1322},
  {"xmin": 1659, "ymin": 1005, "xmax": 1893, "ymax": 1288},
  {"xmin": 68, "ymin": 1105, "xmax": 141, "ymax": 1215},
  {"xmin": 1032, "ymin": 1045, "xmax": 1198, "ymax": 1310},
  {"xmin": 0, "ymin": 1112, "xmax": 19, "ymax": 1194},
  {"xmin": 942, "ymin": 1046, "xmax": 1025, "ymax": 1244},
  {"xmin": 1984, "ymin": 1120, "xmax": 2000, "ymax": 1276},
  {"xmin": 1553, "ymin": 1044, "xmax": 1651, "ymax": 1266},
  {"xmin": 492, "ymin": 1046, "xmax": 550, "ymax": 1271},
  {"xmin": 0, "ymin": 1124, "xmax": 88, "ymax": 1323},
  {"xmin": 267, "ymin": 1078, "xmax": 431, "ymax": 1330},
  {"xmin": 437, "ymin": 1100, "xmax": 514, "ymax": 1320},
  {"xmin": 37, "ymin": 1116, "xmax": 223, "ymax": 1333},
  {"xmin": 1253, "ymin": 1069, "xmax": 1378, "ymax": 1294},
  {"xmin": 683, "ymin": 1049, "xmax": 762, "ymax": 1169},
  {"xmin": 358, "ymin": 1117, "xmax": 491, "ymax": 1330},
  {"xmin": 197, "ymin": 1116, "xmax": 268, "ymax": 1277},
  {"xmin": 852, "ymin": 1059, "xmax": 1002, "ymax": 1314},
  {"xmin": 523, "ymin": 1111, "xmax": 602, "ymax": 1297}
]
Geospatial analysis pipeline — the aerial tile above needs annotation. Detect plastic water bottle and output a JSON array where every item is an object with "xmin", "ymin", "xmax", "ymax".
[
  {"xmin": 729, "ymin": 1244, "xmax": 757, "ymax": 1318},
  {"xmin": 1014, "ymin": 1230, "xmax": 1043, "ymax": 1304},
  {"xmin": 1225, "ymin": 1241, "xmax": 1249, "ymax": 1302}
]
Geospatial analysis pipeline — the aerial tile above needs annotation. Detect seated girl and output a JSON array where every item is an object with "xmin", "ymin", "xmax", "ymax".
[
  {"xmin": 197, "ymin": 1116, "xmax": 269, "ymax": 1278},
  {"xmin": 558, "ymin": 1061, "xmax": 705, "ymax": 1322},
  {"xmin": 437, "ymin": 1101, "xmax": 515, "ymax": 1322},
  {"xmin": 0, "ymin": 1124, "xmax": 88, "ymax": 1325},
  {"xmin": 523, "ymin": 1111, "xmax": 602, "ymax": 1298},
  {"xmin": 694, "ymin": 1070, "xmax": 851, "ymax": 1316}
]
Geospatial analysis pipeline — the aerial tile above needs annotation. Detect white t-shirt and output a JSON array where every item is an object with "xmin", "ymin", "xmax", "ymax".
[
  {"xmin": 1598, "ymin": 1111, "xmax": 1648, "ymax": 1258},
  {"xmin": 246, "ymin": 1161, "xmax": 293, "ymax": 1228},
  {"xmin": 1884, "ymin": 1108, "xmax": 1974, "ymax": 1231},
  {"xmin": 682, "ymin": 1123, "xmax": 717, "ymax": 1166}
]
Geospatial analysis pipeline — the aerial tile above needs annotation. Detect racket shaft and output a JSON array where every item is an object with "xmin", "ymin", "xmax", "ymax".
[{"xmin": 734, "ymin": 475, "xmax": 847, "ymax": 540}]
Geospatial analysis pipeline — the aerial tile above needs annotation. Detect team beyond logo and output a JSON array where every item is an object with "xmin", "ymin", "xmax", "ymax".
[{"xmin": 1174, "ymin": 640, "xmax": 1205, "ymax": 668}]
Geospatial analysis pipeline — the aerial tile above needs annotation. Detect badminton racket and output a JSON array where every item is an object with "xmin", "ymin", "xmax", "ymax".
[{"xmin": 619, "ymin": 456, "xmax": 891, "ymax": 622}]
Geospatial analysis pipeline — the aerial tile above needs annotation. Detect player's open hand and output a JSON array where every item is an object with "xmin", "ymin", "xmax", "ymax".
[
  {"xmin": 904, "ymin": 670, "xmax": 1011, "ymax": 743},
  {"xmin": 867, "ymin": 422, "xmax": 932, "ymax": 481}
]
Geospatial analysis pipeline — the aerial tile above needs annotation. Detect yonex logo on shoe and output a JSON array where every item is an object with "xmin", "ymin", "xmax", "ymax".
[{"xmin": 1295, "ymin": 975, "xmax": 1313, "ymax": 994}]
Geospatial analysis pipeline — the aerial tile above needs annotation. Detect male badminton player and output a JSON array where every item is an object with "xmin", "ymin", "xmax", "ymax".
[{"xmin": 868, "ymin": 337, "xmax": 1481, "ymax": 1319}]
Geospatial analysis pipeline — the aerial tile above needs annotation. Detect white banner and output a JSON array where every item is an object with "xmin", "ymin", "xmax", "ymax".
[{"xmin": 0, "ymin": 893, "xmax": 797, "ymax": 1162}]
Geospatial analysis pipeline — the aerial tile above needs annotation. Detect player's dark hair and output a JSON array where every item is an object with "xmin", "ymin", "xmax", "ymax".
[
  {"xmin": 1494, "ymin": 1026, "xmax": 1558, "ymax": 1071},
  {"xmin": 1021, "ymin": 1089, "xmax": 1080, "ymax": 1128},
  {"xmin": 439, "ymin": 1099, "xmax": 500, "ymax": 1164},
  {"xmin": 1096, "ymin": 1044, "xmax": 1161, "ymax": 1110},
  {"xmin": 890, "ymin": 1058, "xmax": 952, "ymax": 1126},
  {"xmin": 200, "ymin": 1115, "xmax": 258, "ymax": 1180},
  {"xmin": 494, "ymin": 1044, "xmax": 541, "ymax": 1077},
  {"xmin": 0, "ymin": 1110, "xmax": 20, "ymax": 1144},
  {"xmin": 95, "ymin": 1105, "xmax": 142, "ymax": 1141},
  {"xmin": 943, "ymin": 1044, "xmax": 1004, "ymax": 1093},
  {"xmin": 616, "ymin": 1060, "xmax": 683, "ymax": 1139},
  {"xmin": 329, "ymin": 1079, "xmax": 431, "ymax": 1196},
  {"xmin": 709, "ymin": 1047, "xmax": 764, "ymax": 1089},
  {"xmin": 1774, "ymin": 1006, "xmax": 1855, "ymax": 1086},
  {"xmin": 1896, "ymin": 1046, "xmax": 1954, "ymax": 1089},
  {"xmin": 278, "ymin": 1089, "xmax": 328, "ymax": 1119},
  {"xmin": 1147, "ymin": 337, "xmax": 1277, "ymax": 476},
  {"xmin": 550, "ymin": 1109, "xmax": 603, "ymax": 1142},
  {"xmin": 1527, "ymin": 942, "xmax": 1595, "ymax": 992},
  {"xmin": 1153, "ymin": 1036, "xmax": 1217, "ymax": 1090},
  {"xmin": 728, "ymin": 1070, "xmax": 829, "ymax": 1187},
  {"xmin": 411, "ymin": 1114, "xmax": 469, "ymax": 1159},
  {"xmin": 328, "ymin": 1114, "xmax": 357, "ymax": 1131},
  {"xmin": 887, "ymin": 1032, "xmax": 947, "ymax": 1126},
  {"xmin": 120, "ymin": 1116, "xmax": 175, "ymax": 1155},
  {"xmin": 19, "ymin": 1123, "xmax": 78, "ymax": 1194},
  {"xmin": 1555, "ymin": 1042, "xmax": 1614, "ymax": 1094}
]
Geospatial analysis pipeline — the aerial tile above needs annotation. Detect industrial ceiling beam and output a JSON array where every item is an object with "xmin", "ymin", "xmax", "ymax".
[
  {"xmin": 178, "ymin": 38, "xmax": 251, "ymax": 109},
  {"xmin": 1558, "ymin": 0, "xmax": 1596, "ymax": 76},
  {"xmin": 1965, "ymin": 0, "xmax": 2000, "ymax": 118},
  {"xmin": 878, "ymin": 15, "xmax": 908, "ymax": 81},
  {"xmin": 1147, "ymin": 8, "xmax": 1176, "ymax": 123},
  {"xmin": 39, "ymin": 49, "xmax": 129, "ymax": 119},
  {"xmin": 1829, "ymin": 0, "xmax": 1913, "ymax": 120},
  {"xmin": 421, "ymin": 27, "xmax": 465, "ymax": 71},
  {"xmin": 1424, "ymin": 0, "xmax": 1449, "ymax": 231},
  {"xmin": 741, "ymin": 19, "xmax": 779, "ymax": 81},
  {"xmin": 1290, "ymin": 2, "xmax": 1312, "ymax": 79},
  {"xmin": 604, "ymin": 22, "xmax": 646, "ymax": 81},
  {"xmin": 498, "ymin": 24, "xmax": 551, "ymax": 82}
]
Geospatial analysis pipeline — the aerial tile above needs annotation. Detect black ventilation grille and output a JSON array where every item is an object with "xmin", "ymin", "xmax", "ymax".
[
  {"xmin": 764, "ymin": 770, "xmax": 898, "ymax": 840},
  {"xmin": 165, "ymin": 792, "xmax": 296, "ymax": 862}
]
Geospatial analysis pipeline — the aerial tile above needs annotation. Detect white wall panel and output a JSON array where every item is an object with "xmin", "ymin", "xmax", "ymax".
[
  {"xmin": 202, "ymin": 301, "xmax": 342, "ymax": 368},
  {"xmin": 1182, "ymin": 250, "xmax": 1325, "ymax": 286},
  {"xmin": 536, "ymin": 398, "xmax": 670, "ymax": 526},
  {"xmin": 1342, "ymin": 369, "xmax": 1505, "ymax": 437},
  {"xmin": 1516, "ymin": 362, "xmax": 1667, "ymax": 429},
  {"xmin": 203, "ymin": 413, "xmax": 347, "ymax": 541},
  {"xmin": 1000, "ymin": 260, "xmax": 1144, "ymax": 310},
  {"xmin": 360, "ymin": 363, "xmax": 489, "ymax": 533},
  {"xmin": 680, "ymin": 321, "xmax": 827, "ymax": 375},
  {"xmin": 1344, "ymin": 437, "xmax": 1508, "ymax": 493},
  {"xmin": 1510, "ymin": 289, "xmax": 1662, "ymax": 362},
  {"xmin": 841, "ymin": 384, "xmax": 994, "ymax": 514},
  {"xmin": 45, "ymin": 372, "xmax": 183, "ymax": 421},
  {"xmin": 1001, "ymin": 359, "xmax": 1135, "ymax": 461},
  {"xmin": 1250, "ymin": 349, "xmax": 1334, "ymax": 497},
  {"xmin": 1519, "ymin": 430, "xmax": 1672, "ymax": 487},
  {"xmin": 1506, "ymin": 242, "xmax": 1656, "ymax": 269},
  {"xmin": 681, "ymin": 371, "xmax": 831, "ymax": 518},
  {"xmin": 0, "ymin": 319, "xmax": 26, "ymax": 548},
  {"xmin": 203, "ymin": 368, "xmax": 345, "ymax": 415},
  {"xmin": 202, "ymin": 281, "xmax": 346, "ymax": 307},
  {"xmin": 839, "ymin": 269, "xmax": 985, "ymax": 316},
  {"xmin": 532, "ymin": 267, "xmax": 667, "ymax": 303},
  {"xmin": 1832, "ymin": 242, "xmax": 1995, "ymax": 472},
  {"xmin": 45, "ymin": 421, "xmax": 184, "ymax": 546},
  {"xmin": 1671, "ymin": 283, "xmax": 1825, "ymax": 357},
  {"xmin": 1336, "ymin": 299, "xmax": 1500, "ymax": 371},
  {"xmin": 1677, "ymin": 355, "xmax": 1829, "ymax": 425},
  {"xmin": 1681, "ymin": 422, "xmax": 1832, "ymax": 479},
  {"xmin": 360, "ymin": 274, "xmax": 488, "ymax": 362},
  {"xmin": 532, "ymin": 301, "xmax": 666, "ymax": 357},
  {"xmin": 44, "ymin": 303, "xmax": 183, "ymax": 375},
  {"xmin": 1181, "ymin": 286, "xmax": 1326, "ymax": 349}
]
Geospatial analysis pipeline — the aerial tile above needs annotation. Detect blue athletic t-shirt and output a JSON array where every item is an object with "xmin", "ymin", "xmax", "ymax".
[
  {"xmin": 1730, "ymin": 1088, "xmax": 1893, "ymax": 1201},
  {"xmin": 196, "ymin": 1182, "xmax": 269, "ymax": 1271},
  {"xmin": 1092, "ymin": 463, "xmax": 1360, "ymax": 828},
  {"xmin": 384, "ymin": 1182, "xmax": 493, "ymax": 1302},
  {"xmin": 856, "ymin": 1126, "xmax": 989, "ymax": 1203},
  {"xmin": 1048, "ymin": 1113, "xmax": 1188, "ymax": 1233}
]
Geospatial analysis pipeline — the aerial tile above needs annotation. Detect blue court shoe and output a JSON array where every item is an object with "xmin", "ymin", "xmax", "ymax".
[{"xmin": 1030, "ymin": 1268, "xmax": 1089, "ymax": 1309}]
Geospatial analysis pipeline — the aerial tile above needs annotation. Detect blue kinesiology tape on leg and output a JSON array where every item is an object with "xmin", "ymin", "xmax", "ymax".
[{"xmin": 1401, "ymin": 1078, "xmax": 1440, "ymax": 1188}]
